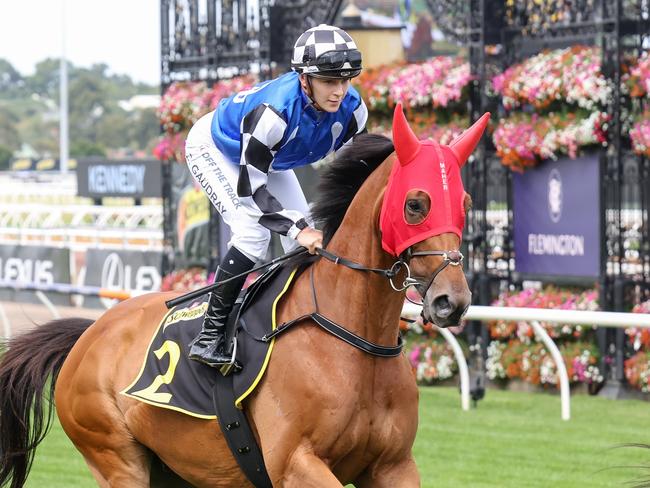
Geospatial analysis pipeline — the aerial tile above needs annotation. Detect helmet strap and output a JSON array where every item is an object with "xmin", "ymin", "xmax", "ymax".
[{"xmin": 304, "ymin": 75, "xmax": 324, "ymax": 112}]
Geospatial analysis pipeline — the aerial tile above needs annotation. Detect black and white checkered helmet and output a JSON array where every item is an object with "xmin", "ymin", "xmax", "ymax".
[{"xmin": 291, "ymin": 24, "xmax": 362, "ymax": 79}]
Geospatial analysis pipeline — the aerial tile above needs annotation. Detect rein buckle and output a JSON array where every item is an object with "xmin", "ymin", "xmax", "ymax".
[{"xmin": 388, "ymin": 260, "xmax": 414, "ymax": 292}]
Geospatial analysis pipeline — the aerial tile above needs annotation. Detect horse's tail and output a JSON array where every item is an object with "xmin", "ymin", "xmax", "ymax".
[{"xmin": 0, "ymin": 317, "xmax": 94, "ymax": 488}]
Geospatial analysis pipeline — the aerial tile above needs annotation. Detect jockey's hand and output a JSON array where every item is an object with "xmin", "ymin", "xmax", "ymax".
[{"xmin": 297, "ymin": 227, "xmax": 323, "ymax": 254}]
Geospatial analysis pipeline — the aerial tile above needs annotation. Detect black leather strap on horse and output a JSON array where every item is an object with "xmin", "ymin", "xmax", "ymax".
[
  {"xmin": 310, "ymin": 312, "xmax": 403, "ymax": 357},
  {"xmin": 213, "ymin": 375, "xmax": 273, "ymax": 488},
  {"xmin": 316, "ymin": 248, "xmax": 395, "ymax": 278}
]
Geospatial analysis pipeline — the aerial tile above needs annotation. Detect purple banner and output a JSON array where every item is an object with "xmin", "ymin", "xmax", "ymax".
[{"xmin": 513, "ymin": 154, "xmax": 600, "ymax": 278}]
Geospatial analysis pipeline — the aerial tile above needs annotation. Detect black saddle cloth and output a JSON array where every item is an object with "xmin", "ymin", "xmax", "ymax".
[{"xmin": 121, "ymin": 256, "xmax": 315, "ymax": 417}]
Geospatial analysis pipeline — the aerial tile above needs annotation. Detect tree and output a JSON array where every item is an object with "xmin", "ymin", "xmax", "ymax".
[
  {"xmin": 96, "ymin": 108, "xmax": 130, "ymax": 149},
  {"xmin": 0, "ymin": 144, "xmax": 12, "ymax": 169},
  {"xmin": 128, "ymin": 107, "xmax": 160, "ymax": 152},
  {"xmin": 0, "ymin": 58, "xmax": 25, "ymax": 98},
  {"xmin": 18, "ymin": 116, "xmax": 59, "ymax": 156},
  {"xmin": 0, "ymin": 107, "xmax": 21, "ymax": 151},
  {"xmin": 27, "ymin": 58, "xmax": 64, "ymax": 98},
  {"xmin": 5, "ymin": 57, "xmax": 160, "ymax": 159},
  {"xmin": 68, "ymin": 71, "xmax": 110, "ymax": 147},
  {"xmin": 70, "ymin": 139, "xmax": 106, "ymax": 157}
]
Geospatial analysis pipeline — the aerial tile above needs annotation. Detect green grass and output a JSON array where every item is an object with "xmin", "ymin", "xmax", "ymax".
[
  {"xmin": 24, "ymin": 388, "xmax": 650, "ymax": 487},
  {"xmin": 415, "ymin": 388, "xmax": 650, "ymax": 487},
  {"xmin": 25, "ymin": 419, "xmax": 94, "ymax": 488}
]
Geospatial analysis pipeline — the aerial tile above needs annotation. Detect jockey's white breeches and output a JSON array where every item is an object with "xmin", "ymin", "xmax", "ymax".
[{"xmin": 184, "ymin": 112, "xmax": 309, "ymax": 262}]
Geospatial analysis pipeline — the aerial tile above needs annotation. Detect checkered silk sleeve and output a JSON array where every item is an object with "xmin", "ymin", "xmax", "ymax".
[
  {"xmin": 237, "ymin": 103, "xmax": 309, "ymax": 238},
  {"xmin": 336, "ymin": 98, "xmax": 368, "ymax": 153}
]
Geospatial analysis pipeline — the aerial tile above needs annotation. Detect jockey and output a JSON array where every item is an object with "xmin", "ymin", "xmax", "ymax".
[{"xmin": 185, "ymin": 24, "xmax": 368, "ymax": 368}]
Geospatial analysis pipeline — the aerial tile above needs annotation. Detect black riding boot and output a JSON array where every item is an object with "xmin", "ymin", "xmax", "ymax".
[{"xmin": 188, "ymin": 248, "xmax": 255, "ymax": 368}]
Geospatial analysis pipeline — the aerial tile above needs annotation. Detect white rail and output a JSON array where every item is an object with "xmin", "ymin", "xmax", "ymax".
[
  {"xmin": 0, "ymin": 204, "xmax": 163, "ymax": 229},
  {"xmin": 402, "ymin": 304, "xmax": 650, "ymax": 420},
  {"xmin": 464, "ymin": 306, "xmax": 650, "ymax": 328}
]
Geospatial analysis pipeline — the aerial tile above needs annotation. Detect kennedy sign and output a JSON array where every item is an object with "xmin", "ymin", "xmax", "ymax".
[
  {"xmin": 513, "ymin": 154, "xmax": 600, "ymax": 278},
  {"xmin": 77, "ymin": 159, "xmax": 162, "ymax": 198}
]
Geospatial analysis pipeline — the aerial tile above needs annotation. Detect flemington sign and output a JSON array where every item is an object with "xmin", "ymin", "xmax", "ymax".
[
  {"xmin": 513, "ymin": 154, "xmax": 601, "ymax": 278},
  {"xmin": 77, "ymin": 159, "xmax": 162, "ymax": 198}
]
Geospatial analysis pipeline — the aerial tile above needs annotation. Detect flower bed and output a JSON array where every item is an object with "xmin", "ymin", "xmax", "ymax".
[
  {"xmin": 355, "ymin": 57, "xmax": 472, "ymax": 148},
  {"xmin": 625, "ymin": 350, "xmax": 650, "ymax": 392},
  {"xmin": 493, "ymin": 111, "xmax": 608, "ymax": 171},
  {"xmin": 492, "ymin": 46, "xmax": 612, "ymax": 171},
  {"xmin": 154, "ymin": 75, "xmax": 257, "ymax": 162},
  {"xmin": 630, "ymin": 115, "xmax": 650, "ymax": 157},
  {"xmin": 624, "ymin": 298, "xmax": 650, "ymax": 391},
  {"xmin": 487, "ymin": 338, "xmax": 602, "ymax": 387},
  {"xmin": 492, "ymin": 46, "xmax": 610, "ymax": 111},
  {"xmin": 488, "ymin": 286, "xmax": 599, "ymax": 341},
  {"xmin": 626, "ymin": 50, "xmax": 650, "ymax": 98},
  {"xmin": 485, "ymin": 286, "xmax": 604, "ymax": 390},
  {"xmin": 408, "ymin": 337, "xmax": 461, "ymax": 384},
  {"xmin": 354, "ymin": 56, "xmax": 471, "ymax": 113},
  {"xmin": 161, "ymin": 267, "xmax": 211, "ymax": 292},
  {"xmin": 367, "ymin": 113, "xmax": 468, "ymax": 144}
]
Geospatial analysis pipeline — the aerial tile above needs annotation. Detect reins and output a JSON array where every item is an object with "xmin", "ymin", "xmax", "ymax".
[
  {"xmin": 166, "ymin": 244, "xmax": 463, "ymax": 358},
  {"xmin": 258, "ymin": 246, "xmax": 463, "ymax": 358},
  {"xmin": 165, "ymin": 246, "xmax": 309, "ymax": 309}
]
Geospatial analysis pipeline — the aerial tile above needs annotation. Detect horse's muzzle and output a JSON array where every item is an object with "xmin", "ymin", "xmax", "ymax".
[{"xmin": 426, "ymin": 293, "xmax": 470, "ymax": 328}]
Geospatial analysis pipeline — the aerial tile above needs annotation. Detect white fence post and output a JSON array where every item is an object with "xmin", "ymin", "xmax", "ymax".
[
  {"xmin": 529, "ymin": 320, "xmax": 570, "ymax": 421},
  {"xmin": 437, "ymin": 327, "xmax": 471, "ymax": 411}
]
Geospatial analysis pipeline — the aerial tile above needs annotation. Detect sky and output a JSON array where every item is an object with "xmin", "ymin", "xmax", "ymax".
[{"xmin": 1, "ymin": 0, "xmax": 160, "ymax": 85}]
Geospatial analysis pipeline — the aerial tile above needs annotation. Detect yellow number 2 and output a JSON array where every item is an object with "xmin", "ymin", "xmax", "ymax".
[{"xmin": 132, "ymin": 341, "xmax": 181, "ymax": 403}]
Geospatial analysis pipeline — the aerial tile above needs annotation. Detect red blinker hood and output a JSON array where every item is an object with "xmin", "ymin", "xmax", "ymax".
[{"xmin": 379, "ymin": 103, "xmax": 490, "ymax": 256}]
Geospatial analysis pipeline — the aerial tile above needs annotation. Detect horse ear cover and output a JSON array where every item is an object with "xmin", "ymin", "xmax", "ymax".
[
  {"xmin": 380, "ymin": 104, "xmax": 490, "ymax": 256},
  {"xmin": 448, "ymin": 112, "xmax": 491, "ymax": 167}
]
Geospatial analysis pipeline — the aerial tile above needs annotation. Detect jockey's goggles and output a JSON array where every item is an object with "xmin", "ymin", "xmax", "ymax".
[{"xmin": 315, "ymin": 49, "xmax": 362, "ymax": 71}]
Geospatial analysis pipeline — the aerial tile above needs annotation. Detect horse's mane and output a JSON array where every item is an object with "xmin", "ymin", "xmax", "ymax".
[{"xmin": 311, "ymin": 133, "xmax": 395, "ymax": 247}]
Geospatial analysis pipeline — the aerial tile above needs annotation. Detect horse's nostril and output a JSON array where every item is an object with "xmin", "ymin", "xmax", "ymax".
[{"xmin": 433, "ymin": 295, "xmax": 454, "ymax": 318}]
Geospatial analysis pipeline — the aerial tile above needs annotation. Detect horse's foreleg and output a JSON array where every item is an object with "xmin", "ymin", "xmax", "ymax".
[
  {"xmin": 269, "ymin": 445, "xmax": 344, "ymax": 488},
  {"xmin": 354, "ymin": 456, "xmax": 421, "ymax": 488}
]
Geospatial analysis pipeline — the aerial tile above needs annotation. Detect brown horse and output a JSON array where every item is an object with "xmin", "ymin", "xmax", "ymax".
[{"xmin": 0, "ymin": 106, "xmax": 486, "ymax": 487}]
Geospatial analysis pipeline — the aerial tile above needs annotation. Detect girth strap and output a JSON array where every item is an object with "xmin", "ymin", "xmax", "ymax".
[
  {"xmin": 310, "ymin": 312, "xmax": 404, "ymax": 357},
  {"xmin": 213, "ymin": 374, "xmax": 273, "ymax": 487}
]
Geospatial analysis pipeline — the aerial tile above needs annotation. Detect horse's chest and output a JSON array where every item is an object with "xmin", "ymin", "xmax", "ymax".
[{"xmin": 316, "ymin": 375, "xmax": 419, "ymax": 457}]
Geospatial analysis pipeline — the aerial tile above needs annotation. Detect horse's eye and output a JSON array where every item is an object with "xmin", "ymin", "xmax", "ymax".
[
  {"xmin": 404, "ymin": 191, "xmax": 431, "ymax": 224},
  {"xmin": 407, "ymin": 200, "xmax": 421, "ymax": 213}
]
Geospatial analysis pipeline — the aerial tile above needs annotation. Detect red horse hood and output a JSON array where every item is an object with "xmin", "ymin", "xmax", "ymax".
[{"xmin": 380, "ymin": 104, "xmax": 490, "ymax": 256}]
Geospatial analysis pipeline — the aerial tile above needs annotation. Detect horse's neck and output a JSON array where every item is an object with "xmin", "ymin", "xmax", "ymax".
[{"xmin": 313, "ymin": 158, "xmax": 404, "ymax": 345}]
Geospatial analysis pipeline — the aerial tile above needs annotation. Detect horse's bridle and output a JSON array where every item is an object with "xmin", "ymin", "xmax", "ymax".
[
  {"xmin": 316, "ymin": 246, "xmax": 464, "ymax": 305},
  {"xmin": 257, "ymin": 246, "xmax": 464, "ymax": 359}
]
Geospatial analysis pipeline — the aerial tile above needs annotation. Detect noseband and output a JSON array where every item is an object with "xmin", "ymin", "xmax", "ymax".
[{"xmin": 394, "ymin": 249, "xmax": 464, "ymax": 305}]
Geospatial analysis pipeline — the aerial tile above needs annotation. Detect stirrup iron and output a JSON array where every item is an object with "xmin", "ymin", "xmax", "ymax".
[{"xmin": 219, "ymin": 337, "xmax": 239, "ymax": 376}]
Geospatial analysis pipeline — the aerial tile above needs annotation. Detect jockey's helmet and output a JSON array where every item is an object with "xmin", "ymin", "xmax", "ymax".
[{"xmin": 291, "ymin": 24, "xmax": 362, "ymax": 79}]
